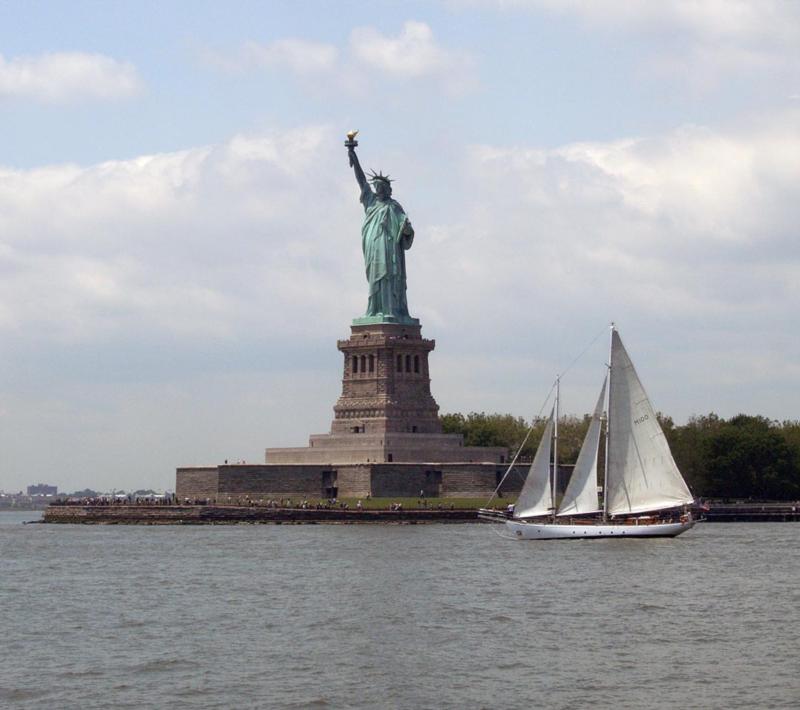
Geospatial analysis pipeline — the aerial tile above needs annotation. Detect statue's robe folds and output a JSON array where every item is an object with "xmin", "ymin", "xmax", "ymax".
[{"xmin": 360, "ymin": 185, "xmax": 414, "ymax": 318}]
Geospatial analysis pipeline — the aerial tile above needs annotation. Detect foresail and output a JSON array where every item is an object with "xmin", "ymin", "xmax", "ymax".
[
  {"xmin": 606, "ymin": 330, "xmax": 694, "ymax": 515},
  {"xmin": 514, "ymin": 411, "xmax": 553, "ymax": 518},
  {"xmin": 556, "ymin": 376, "xmax": 606, "ymax": 516}
]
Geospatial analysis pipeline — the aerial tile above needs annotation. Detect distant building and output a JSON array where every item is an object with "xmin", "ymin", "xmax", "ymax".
[{"xmin": 27, "ymin": 483, "xmax": 57, "ymax": 496}]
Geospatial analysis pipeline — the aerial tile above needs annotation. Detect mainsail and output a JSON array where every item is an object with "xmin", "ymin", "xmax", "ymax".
[
  {"xmin": 606, "ymin": 330, "xmax": 694, "ymax": 515},
  {"xmin": 556, "ymin": 376, "xmax": 606, "ymax": 516},
  {"xmin": 513, "ymin": 410, "xmax": 554, "ymax": 519}
]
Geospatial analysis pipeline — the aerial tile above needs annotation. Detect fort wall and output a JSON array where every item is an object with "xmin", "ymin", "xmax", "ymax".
[{"xmin": 176, "ymin": 462, "xmax": 534, "ymax": 501}]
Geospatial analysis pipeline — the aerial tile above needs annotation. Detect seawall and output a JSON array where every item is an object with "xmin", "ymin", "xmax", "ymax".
[
  {"xmin": 702, "ymin": 503, "xmax": 800, "ymax": 522},
  {"xmin": 42, "ymin": 504, "xmax": 478, "ymax": 525}
]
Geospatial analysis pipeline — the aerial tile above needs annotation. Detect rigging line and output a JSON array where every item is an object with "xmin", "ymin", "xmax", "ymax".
[
  {"xmin": 517, "ymin": 376, "xmax": 557, "ymax": 442},
  {"xmin": 486, "ymin": 377, "xmax": 558, "ymax": 506},
  {"xmin": 487, "ymin": 327, "xmax": 605, "ymax": 510},
  {"xmin": 558, "ymin": 325, "xmax": 609, "ymax": 380}
]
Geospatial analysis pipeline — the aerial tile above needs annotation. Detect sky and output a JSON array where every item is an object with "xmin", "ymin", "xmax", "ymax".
[{"xmin": 1, "ymin": 0, "xmax": 798, "ymax": 493}]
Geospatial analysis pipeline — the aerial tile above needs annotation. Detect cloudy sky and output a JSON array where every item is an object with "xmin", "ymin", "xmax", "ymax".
[{"xmin": 1, "ymin": 0, "xmax": 798, "ymax": 493}]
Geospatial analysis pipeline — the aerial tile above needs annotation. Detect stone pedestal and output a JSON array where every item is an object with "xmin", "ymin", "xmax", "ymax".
[
  {"xmin": 265, "ymin": 321, "xmax": 506, "ymax": 466},
  {"xmin": 333, "ymin": 322, "xmax": 440, "ymax": 435}
]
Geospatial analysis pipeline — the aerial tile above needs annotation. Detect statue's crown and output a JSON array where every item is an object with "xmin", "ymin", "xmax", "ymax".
[{"xmin": 368, "ymin": 170, "xmax": 393, "ymax": 185}]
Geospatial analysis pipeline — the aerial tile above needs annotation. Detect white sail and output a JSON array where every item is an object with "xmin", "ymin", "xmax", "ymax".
[
  {"xmin": 606, "ymin": 330, "xmax": 694, "ymax": 515},
  {"xmin": 556, "ymin": 376, "xmax": 606, "ymax": 516},
  {"xmin": 514, "ymin": 410, "xmax": 554, "ymax": 519}
]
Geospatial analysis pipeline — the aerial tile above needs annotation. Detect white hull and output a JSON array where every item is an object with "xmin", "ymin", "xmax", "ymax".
[{"xmin": 504, "ymin": 517, "xmax": 695, "ymax": 540}]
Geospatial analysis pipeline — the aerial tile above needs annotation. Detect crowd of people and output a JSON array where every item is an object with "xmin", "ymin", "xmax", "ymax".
[
  {"xmin": 51, "ymin": 495, "xmax": 456, "ymax": 510},
  {"xmin": 52, "ymin": 495, "xmax": 179, "ymax": 506}
]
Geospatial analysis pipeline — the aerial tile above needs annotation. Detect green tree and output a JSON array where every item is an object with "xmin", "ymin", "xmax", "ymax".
[
  {"xmin": 704, "ymin": 415, "xmax": 799, "ymax": 499},
  {"xmin": 780, "ymin": 420, "xmax": 800, "ymax": 474},
  {"xmin": 440, "ymin": 412, "xmax": 534, "ymax": 454},
  {"xmin": 666, "ymin": 413, "xmax": 723, "ymax": 496},
  {"xmin": 440, "ymin": 412, "xmax": 590, "ymax": 463},
  {"xmin": 442, "ymin": 410, "xmax": 800, "ymax": 500}
]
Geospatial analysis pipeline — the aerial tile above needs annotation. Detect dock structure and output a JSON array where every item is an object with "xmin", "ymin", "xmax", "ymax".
[{"xmin": 702, "ymin": 503, "xmax": 800, "ymax": 522}]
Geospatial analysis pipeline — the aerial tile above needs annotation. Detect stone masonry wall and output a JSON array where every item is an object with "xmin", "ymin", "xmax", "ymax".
[
  {"xmin": 176, "ymin": 467, "xmax": 219, "ymax": 499},
  {"xmin": 176, "ymin": 462, "xmax": 568, "ymax": 501},
  {"xmin": 336, "ymin": 465, "xmax": 372, "ymax": 497},
  {"xmin": 439, "ymin": 464, "xmax": 524, "ymax": 498},
  {"xmin": 216, "ymin": 465, "xmax": 323, "ymax": 499},
  {"xmin": 370, "ymin": 465, "xmax": 443, "ymax": 498}
]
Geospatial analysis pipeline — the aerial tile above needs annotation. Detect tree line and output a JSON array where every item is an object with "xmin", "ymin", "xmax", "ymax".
[{"xmin": 440, "ymin": 412, "xmax": 800, "ymax": 500}]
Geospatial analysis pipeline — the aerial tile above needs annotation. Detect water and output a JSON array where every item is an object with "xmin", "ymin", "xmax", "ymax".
[{"xmin": 1, "ymin": 514, "xmax": 798, "ymax": 709}]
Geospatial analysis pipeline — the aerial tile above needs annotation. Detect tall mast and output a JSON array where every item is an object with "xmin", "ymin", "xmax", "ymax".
[
  {"xmin": 602, "ymin": 322, "xmax": 614, "ymax": 522},
  {"xmin": 552, "ymin": 374, "xmax": 560, "ymax": 521}
]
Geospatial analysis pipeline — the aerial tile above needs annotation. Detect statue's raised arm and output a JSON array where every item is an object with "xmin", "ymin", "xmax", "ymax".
[{"xmin": 345, "ymin": 130, "xmax": 368, "ymax": 194}]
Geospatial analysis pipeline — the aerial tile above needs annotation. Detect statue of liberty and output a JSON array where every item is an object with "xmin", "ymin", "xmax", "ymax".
[{"xmin": 345, "ymin": 132, "xmax": 417, "ymax": 324}]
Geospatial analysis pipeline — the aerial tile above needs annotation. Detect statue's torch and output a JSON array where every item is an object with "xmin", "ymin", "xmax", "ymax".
[{"xmin": 345, "ymin": 130, "xmax": 359, "ymax": 166}]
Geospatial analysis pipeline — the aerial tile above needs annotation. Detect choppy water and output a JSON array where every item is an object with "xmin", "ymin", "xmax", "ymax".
[{"xmin": 1, "ymin": 512, "xmax": 798, "ymax": 709}]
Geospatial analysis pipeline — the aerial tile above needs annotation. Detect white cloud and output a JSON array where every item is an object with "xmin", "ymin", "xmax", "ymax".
[
  {"xmin": 454, "ymin": 112, "xmax": 800, "ymax": 306},
  {"xmin": 466, "ymin": 0, "xmax": 800, "ymax": 42},
  {"xmin": 0, "ymin": 125, "xmax": 359, "ymax": 345},
  {"xmin": 455, "ymin": 0, "xmax": 800, "ymax": 86},
  {"xmin": 206, "ymin": 38, "xmax": 339, "ymax": 75},
  {"xmin": 349, "ymin": 20, "xmax": 475, "ymax": 91},
  {"xmin": 524, "ymin": 0, "xmax": 798, "ymax": 40},
  {"xmin": 0, "ymin": 51, "xmax": 143, "ymax": 102},
  {"xmin": 203, "ymin": 21, "xmax": 476, "ymax": 93}
]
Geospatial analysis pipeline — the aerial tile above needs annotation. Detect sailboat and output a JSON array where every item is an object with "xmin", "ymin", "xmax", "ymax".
[{"xmin": 482, "ymin": 325, "xmax": 697, "ymax": 540}]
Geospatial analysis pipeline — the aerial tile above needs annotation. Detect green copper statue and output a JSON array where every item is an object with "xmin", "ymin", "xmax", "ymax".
[{"xmin": 346, "ymin": 131, "xmax": 417, "ymax": 324}]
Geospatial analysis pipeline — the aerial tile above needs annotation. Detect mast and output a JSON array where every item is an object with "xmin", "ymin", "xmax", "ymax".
[
  {"xmin": 602, "ymin": 322, "xmax": 614, "ymax": 522},
  {"xmin": 552, "ymin": 375, "xmax": 559, "ymax": 521}
]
